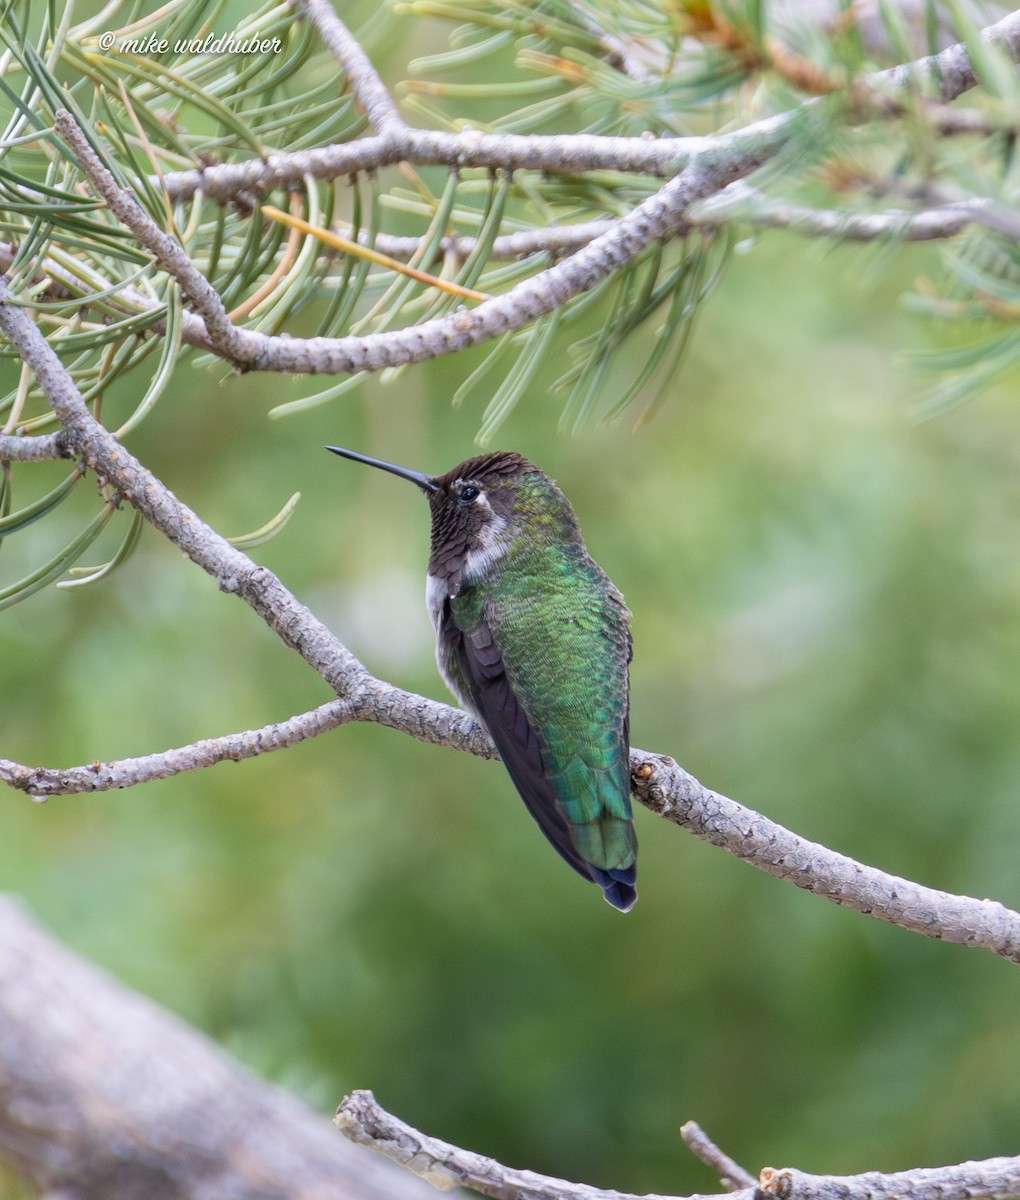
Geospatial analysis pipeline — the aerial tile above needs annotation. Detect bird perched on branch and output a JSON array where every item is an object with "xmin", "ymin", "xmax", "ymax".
[{"xmin": 329, "ymin": 446, "xmax": 638, "ymax": 911}]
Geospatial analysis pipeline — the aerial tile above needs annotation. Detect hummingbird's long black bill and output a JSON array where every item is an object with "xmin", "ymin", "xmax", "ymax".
[{"xmin": 326, "ymin": 445, "xmax": 440, "ymax": 494}]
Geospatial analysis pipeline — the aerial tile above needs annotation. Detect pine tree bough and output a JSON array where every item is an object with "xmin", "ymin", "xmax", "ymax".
[
  {"xmin": 42, "ymin": 11, "xmax": 1020, "ymax": 378},
  {"xmin": 155, "ymin": 8, "xmax": 1020, "ymax": 205}
]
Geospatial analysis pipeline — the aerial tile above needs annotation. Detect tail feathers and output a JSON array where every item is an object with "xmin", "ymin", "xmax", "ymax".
[{"xmin": 589, "ymin": 864, "xmax": 637, "ymax": 913}]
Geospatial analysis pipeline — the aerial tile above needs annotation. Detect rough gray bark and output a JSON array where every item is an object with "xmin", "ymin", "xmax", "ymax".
[{"xmin": 0, "ymin": 894, "xmax": 450, "ymax": 1200}]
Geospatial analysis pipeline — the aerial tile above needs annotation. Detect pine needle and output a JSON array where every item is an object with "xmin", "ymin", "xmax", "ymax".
[{"xmin": 260, "ymin": 205, "xmax": 492, "ymax": 303}]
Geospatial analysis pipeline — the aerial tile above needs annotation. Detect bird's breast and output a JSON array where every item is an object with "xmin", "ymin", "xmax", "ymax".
[{"xmin": 425, "ymin": 571, "xmax": 447, "ymax": 633}]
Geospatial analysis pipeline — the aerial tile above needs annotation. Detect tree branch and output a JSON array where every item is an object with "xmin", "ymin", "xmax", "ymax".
[
  {"xmin": 63, "ymin": 9, "xmax": 1001, "ymax": 380},
  {"xmin": 758, "ymin": 1161, "xmax": 1020, "ymax": 1200},
  {"xmin": 631, "ymin": 753, "xmax": 1020, "ymax": 963},
  {"xmin": 60, "ymin": 119, "xmax": 733, "ymax": 378},
  {"xmin": 336, "ymin": 1090, "xmax": 1020, "ymax": 1200},
  {"xmin": 159, "ymin": 129, "xmax": 696, "ymax": 205},
  {"xmin": 25, "ymin": 12, "xmax": 1017, "ymax": 384},
  {"xmin": 0, "ymin": 275, "xmax": 360, "ymax": 692},
  {"xmin": 4, "ymin": 8, "xmax": 1019, "ymax": 1194},
  {"xmin": 0, "ymin": 688, "xmax": 498, "ymax": 800},
  {"xmin": 6, "ymin": 9, "xmax": 1003, "ymax": 408},
  {"xmin": 336, "ymin": 1088, "xmax": 728, "ymax": 1200},
  {"xmin": 0, "ymin": 700, "xmax": 357, "ymax": 798},
  {"xmin": 690, "ymin": 184, "xmax": 991, "ymax": 242}
]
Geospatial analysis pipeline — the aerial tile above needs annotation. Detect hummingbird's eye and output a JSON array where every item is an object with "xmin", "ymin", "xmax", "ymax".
[{"xmin": 458, "ymin": 485, "xmax": 480, "ymax": 503}]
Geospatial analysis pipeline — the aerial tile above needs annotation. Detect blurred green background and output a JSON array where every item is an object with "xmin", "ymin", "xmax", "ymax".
[{"xmin": 5, "ymin": 5, "xmax": 1020, "ymax": 1198}]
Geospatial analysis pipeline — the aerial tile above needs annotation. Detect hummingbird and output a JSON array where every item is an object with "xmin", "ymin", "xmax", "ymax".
[{"xmin": 327, "ymin": 446, "xmax": 638, "ymax": 911}]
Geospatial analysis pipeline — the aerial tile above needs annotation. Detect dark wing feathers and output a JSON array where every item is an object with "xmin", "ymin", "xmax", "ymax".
[
  {"xmin": 441, "ymin": 597, "xmax": 637, "ymax": 911},
  {"xmin": 442, "ymin": 601, "xmax": 601, "ymax": 885}
]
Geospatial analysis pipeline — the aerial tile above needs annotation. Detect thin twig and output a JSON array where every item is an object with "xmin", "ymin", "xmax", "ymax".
[
  {"xmin": 0, "ymin": 429, "xmax": 67, "ymax": 461},
  {"xmin": 0, "ymin": 700, "xmax": 357, "ymax": 799},
  {"xmin": 339, "ymin": 222, "xmax": 612, "ymax": 263},
  {"xmin": 361, "ymin": 189, "xmax": 990, "ymax": 261},
  {"xmin": 53, "ymin": 110, "xmax": 253, "ymax": 366},
  {"xmin": 689, "ymin": 183, "xmax": 990, "ymax": 241},
  {"xmin": 680, "ymin": 1123, "xmax": 756, "ymax": 1191},
  {"xmin": 294, "ymin": 0, "xmax": 405, "ymax": 135}
]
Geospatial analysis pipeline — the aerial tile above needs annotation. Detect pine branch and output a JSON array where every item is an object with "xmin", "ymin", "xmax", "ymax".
[
  {"xmin": 46, "ymin": 8, "xmax": 1007, "ymax": 386},
  {"xmin": 0, "ymin": 2, "xmax": 1010, "ymax": 449},
  {"xmin": 0, "ymin": 700, "xmax": 360, "ymax": 797},
  {"xmin": 0, "ymin": 276, "xmax": 361, "ymax": 693},
  {"xmin": 690, "ymin": 184, "xmax": 993, "ymax": 242},
  {"xmin": 2, "ymin": 0, "xmax": 1016, "ymax": 441},
  {"xmin": 361, "ymin": 188, "xmax": 999, "ymax": 258},
  {"xmin": 159, "ymin": 129, "xmax": 695, "ymax": 205},
  {"xmin": 56, "ymin": 116, "xmax": 760, "ymax": 375},
  {"xmin": 156, "ymin": 10, "xmax": 1020, "ymax": 205},
  {"xmin": 55, "ymin": 110, "xmax": 250, "ymax": 365},
  {"xmin": 338, "ymin": 222, "xmax": 611, "ymax": 263}
]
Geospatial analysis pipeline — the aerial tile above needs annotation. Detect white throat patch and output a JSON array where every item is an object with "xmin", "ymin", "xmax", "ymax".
[
  {"xmin": 425, "ymin": 503, "xmax": 509, "ymax": 626},
  {"xmin": 463, "ymin": 512, "xmax": 508, "ymax": 583}
]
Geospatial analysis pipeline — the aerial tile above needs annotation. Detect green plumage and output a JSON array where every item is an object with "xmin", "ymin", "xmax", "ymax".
[{"xmin": 448, "ymin": 471, "xmax": 635, "ymax": 879}]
